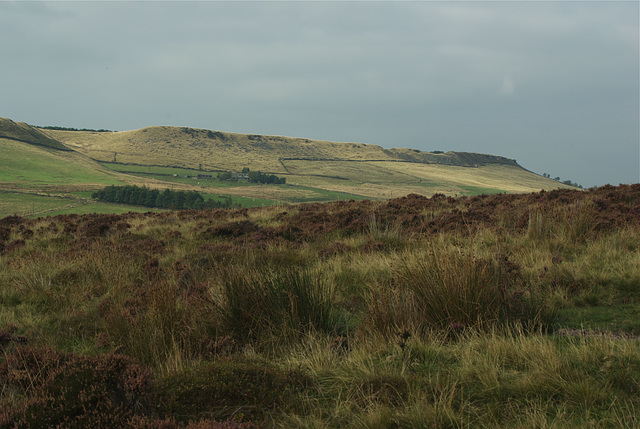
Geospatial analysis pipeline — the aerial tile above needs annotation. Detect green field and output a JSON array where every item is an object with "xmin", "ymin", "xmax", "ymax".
[
  {"xmin": 284, "ymin": 185, "xmax": 372, "ymax": 203},
  {"xmin": 0, "ymin": 191, "xmax": 166, "ymax": 218},
  {"xmin": 99, "ymin": 162, "xmax": 206, "ymax": 176},
  {"xmin": 1, "ymin": 119, "xmax": 577, "ymax": 217},
  {"xmin": 0, "ymin": 139, "xmax": 122, "ymax": 187},
  {"xmin": 0, "ymin": 191, "xmax": 80, "ymax": 218},
  {"xmin": 0, "ymin": 141, "xmax": 288, "ymax": 215},
  {"xmin": 99, "ymin": 162, "xmax": 370, "ymax": 204}
]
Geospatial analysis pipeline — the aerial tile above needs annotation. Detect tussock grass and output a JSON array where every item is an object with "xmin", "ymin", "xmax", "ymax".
[
  {"xmin": 276, "ymin": 328, "xmax": 640, "ymax": 428},
  {"xmin": 213, "ymin": 265, "xmax": 337, "ymax": 348},
  {"xmin": 362, "ymin": 245, "xmax": 553, "ymax": 337},
  {"xmin": 0, "ymin": 185, "xmax": 638, "ymax": 426}
]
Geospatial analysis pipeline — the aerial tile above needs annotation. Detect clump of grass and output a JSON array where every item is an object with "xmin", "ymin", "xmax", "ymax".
[
  {"xmin": 99, "ymin": 275, "xmax": 218, "ymax": 373},
  {"xmin": 155, "ymin": 357, "xmax": 310, "ymax": 425},
  {"xmin": 213, "ymin": 265, "xmax": 337, "ymax": 347},
  {"xmin": 363, "ymin": 247, "xmax": 552, "ymax": 335},
  {"xmin": 366, "ymin": 213, "xmax": 406, "ymax": 251}
]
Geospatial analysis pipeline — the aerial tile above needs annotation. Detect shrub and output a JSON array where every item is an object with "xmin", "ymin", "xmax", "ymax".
[
  {"xmin": 78, "ymin": 214, "xmax": 126, "ymax": 238},
  {"xmin": 0, "ymin": 346, "xmax": 152, "ymax": 427},
  {"xmin": 155, "ymin": 358, "xmax": 309, "ymax": 424},
  {"xmin": 201, "ymin": 220, "xmax": 259, "ymax": 240},
  {"xmin": 319, "ymin": 242, "xmax": 351, "ymax": 259}
]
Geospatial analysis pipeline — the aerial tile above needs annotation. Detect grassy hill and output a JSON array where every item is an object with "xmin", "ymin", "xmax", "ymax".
[
  {"xmin": 0, "ymin": 117, "xmax": 71, "ymax": 151},
  {"xmin": 0, "ymin": 136, "xmax": 144, "ymax": 217},
  {"xmin": 42, "ymin": 125, "xmax": 521, "ymax": 170},
  {"xmin": 0, "ymin": 118, "xmax": 575, "ymax": 217},
  {"xmin": 43, "ymin": 124, "xmax": 573, "ymax": 199},
  {"xmin": 0, "ymin": 118, "xmax": 201, "ymax": 216}
]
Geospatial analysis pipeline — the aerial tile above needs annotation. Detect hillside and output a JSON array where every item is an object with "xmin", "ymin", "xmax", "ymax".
[
  {"xmin": 42, "ymin": 124, "xmax": 573, "ymax": 199},
  {"xmin": 0, "ymin": 119, "xmax": 209, "ymax": 216},
  {"xmin": 0, "ymin": 117, "xmax": 71, "ymax": 151},
  {"xmin": 0, "ymin": 118, "xmax": 576, "ymax": 216},
  {"xmin": 42, "ymin": 125, "xmax": 519, "ymax": 171}
]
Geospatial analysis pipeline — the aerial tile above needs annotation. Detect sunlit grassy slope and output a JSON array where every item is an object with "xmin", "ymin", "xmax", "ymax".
[
  {"xmin": 44, "ymin": 124, "xmax": 573, "ymax": 199},
  {"xmin": 0, "ymin": 138, "xmax": 122, "ymax": 189},
  {"xmin": 0, "ymin": 137, "xmax": 148, "ymax": 216},
  {"xmin": 0, "ymin": 117, "xmax": 575, "ymax": 216}
]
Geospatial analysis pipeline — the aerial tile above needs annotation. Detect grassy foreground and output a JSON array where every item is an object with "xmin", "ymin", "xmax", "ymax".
[{"xmin": 0, "ymin": 185, "xmax": 639, "ymax": 428}]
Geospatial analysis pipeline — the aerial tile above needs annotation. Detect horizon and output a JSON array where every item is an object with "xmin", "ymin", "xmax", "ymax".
[{"xmin": 19, "ymin": 117, "xmax": 634, "ymax": 189}]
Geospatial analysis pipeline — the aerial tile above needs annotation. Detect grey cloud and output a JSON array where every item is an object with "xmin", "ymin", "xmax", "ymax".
[{"xmin": 1, "ymin": 1, "xmax": 637, "ymax": 187}]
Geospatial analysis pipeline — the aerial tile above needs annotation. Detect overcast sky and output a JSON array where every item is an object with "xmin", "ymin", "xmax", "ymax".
[{"xmin": 1, "ymin": 1, "xmax": 638, "ymax": 187}]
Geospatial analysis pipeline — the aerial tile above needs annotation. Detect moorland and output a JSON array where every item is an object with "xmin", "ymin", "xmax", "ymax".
[{"xmin": 0, "ymin": 183, "xmax": 639, "ymax": 428}]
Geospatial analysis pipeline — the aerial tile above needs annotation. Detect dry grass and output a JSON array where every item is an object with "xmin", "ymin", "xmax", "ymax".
[
  {"xmin": 1, "ymin": 185, "xmax": 638, "ymax": 427},
  {"xmin": 43, "ymin": 125, "xmax": 573, "ymax": 200}
]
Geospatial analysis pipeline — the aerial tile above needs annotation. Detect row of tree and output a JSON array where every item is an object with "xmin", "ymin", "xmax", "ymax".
[
  {"xmin": 218, "ymin": 168, "xmax": 286, "ymax": 184},
  {"xmin": 247, "ymin": 170, "xmax": 286, "ymax": 184},
  {"xmin": 542, "ymin": 173, "xmax": 583, "ymax": 189},
  {"xmin": 33, "ymin": 125, "xmax": 114, "ymax": 132},
  {"xmin": 91, "ymin": 185, "xmax": 236, "ymax": 210}
]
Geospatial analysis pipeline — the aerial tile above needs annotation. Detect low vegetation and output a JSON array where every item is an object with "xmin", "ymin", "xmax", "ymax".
[{"xmin": 1, "ymin": 184, "xmax": 639, "ymax": 427}]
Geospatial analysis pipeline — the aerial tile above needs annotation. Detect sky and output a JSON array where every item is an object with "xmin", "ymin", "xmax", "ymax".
[{"xmin": 1, "ymin": 1, "xmax": 638, "ymax": 188}]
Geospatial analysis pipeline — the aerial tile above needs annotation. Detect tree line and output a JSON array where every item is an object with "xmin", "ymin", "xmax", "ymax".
[
  {"xmin": 247, "ymin": 170, "xmax": 286, "ymax": 184},
  {"xmin": 542, "ymin": 173, "xmax": 583, "ymax": 189},
  {"xmin": 218, "ymin": 168, "xmax": 286, "ymax": 184},
  {"xmin": 33, "ymin": 125, "xmax": 114, "ymax": 132},
  {"xmin": 91, "ymin": 185, "xmax": 236, "ymax": 210}
]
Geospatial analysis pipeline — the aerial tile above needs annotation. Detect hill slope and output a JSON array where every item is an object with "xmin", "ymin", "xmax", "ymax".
[
  {"xmin": 44, "ymin": 125, "xmax": 518, "ymax": 171},
  {"xmin": 0, "ymin": 119, "xmax": 209, "ymax": 216},
  {"xmin": 43, "ymin": 125, "xmax": 572, "ymax": 198},
  {"xmin": 0, "ymin": 117, "xmax": 576, "ymax": 217},
  {"xmin": 0, "ymin": 117, "xmax": 71, "ymax": 151},
  {"xmin": 0, "ymin": 137, "xmax": 122, "ymax": 190}
]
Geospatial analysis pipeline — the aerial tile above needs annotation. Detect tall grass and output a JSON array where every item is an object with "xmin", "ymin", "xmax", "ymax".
[
  {"xmin": 213, "ymin": 265, "xmax": 337, "ymax": 348},
  {"xmin": 1, "ymin": 185, "xmax": 639, "ymax": 427},
  {"xmin": 275, "ymin": 326, "xmax": 640, "ymax": 428},
  {"xmin": 364, "ymin": 246, "xmax": 552, "ymax": 336}
]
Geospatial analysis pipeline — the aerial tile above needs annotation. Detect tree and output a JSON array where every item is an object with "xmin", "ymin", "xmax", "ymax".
[
  {"xmin": 145, "ymin": 189, "xmax": 159, "ymax": 207},
  {"xmin": 156, "ymin": 189, "xmax": 172, "ymax": 208},
  {"xmin": 92, "ymin": 185, "xmax": 224, "ymax": 210},
  {"xmin": 218, "ymin": 172, "xmax": 232, "ymax": 181}
]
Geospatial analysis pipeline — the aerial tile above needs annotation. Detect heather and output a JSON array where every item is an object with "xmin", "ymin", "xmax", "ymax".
[{"xmin": 1, "ymin": 184, "xmax": 639, "ymax": 427}]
